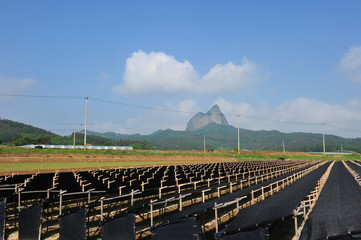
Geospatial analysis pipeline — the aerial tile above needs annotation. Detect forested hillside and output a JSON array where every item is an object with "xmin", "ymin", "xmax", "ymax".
[
  {"xmin": 91, "ymin": 123, "xmax": 361, "ymax": 153},
  {"xmin": 0, "ymin": 119, "xmax": 156, "ymax": 149},
  {"xmin": 2, "ymin": 119, "xmax": 360, "ymax": 153}
]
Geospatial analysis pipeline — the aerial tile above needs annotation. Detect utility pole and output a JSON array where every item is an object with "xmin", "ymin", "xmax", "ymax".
[
  {"xmin": 282, "ymin": 140, "xmax": 285, "ymax": 153},
  {"xmin": 84, "ymin": 97, "xmax": 88, "ymax": 150},
  {"xmin": 236, "ymin": 114, "xmax": 241, "ymax": 154},
  {"xmin": 341, "ymin": 144, "xmax": 343, "ymax": 153},
  {"xmin": 204, "ymin": 136, "xmax": 206, "ymax": 153},
  {"xmin": 321, "ymin": 123, "xmax": 326, "ymax": 156},
  {"xmin": 73, "ymin": 129, "xmax": 76, "ymax": 149}
]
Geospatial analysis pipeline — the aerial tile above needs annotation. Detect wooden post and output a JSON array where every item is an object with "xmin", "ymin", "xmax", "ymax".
[
  {"xmin": 303, "ymin": 203, "xmax": 307, "ymax": 217},
  {"xmin": 214, "ymin": 202, "xmax": 218, "ymax": 233},
  {"xmin": 100, "ymin": 197, "xmax": 104, "ymax": 221},
  {"xmin": 59, "ymin": 192, "xmax": 63, "ymax": 215},
  {"xmin": 131, "ymin": 189, "xmax": 134, "ymax": 206},
  {"xmin": 119, "ymin": 186, "xmax": 125, "ymax": 196},
  {"xmin": 179, "ymin": 195, "xmax": 182, "ymax": 211},
  {"xmin": 17, "ymin": 191, "xmax": 21, "ymax": 212},
  {"xmin": 150, "ymin": 202, "xmax": 154, "ymax": 226}
]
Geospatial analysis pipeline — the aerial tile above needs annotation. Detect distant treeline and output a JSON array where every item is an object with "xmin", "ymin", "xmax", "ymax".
[
  {"xmin": 0, "ymin": 119, "xmax": 157, "ymax": 150},
  {"xmin": 1, "ymin": 119, "xmax": 361, "ymax": 153},
  {"xmin": 108, "ymin": 123, "xmax": 361, "ymax": 153}
]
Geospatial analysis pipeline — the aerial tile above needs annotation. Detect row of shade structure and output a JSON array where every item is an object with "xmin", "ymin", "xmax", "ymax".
[{"xmin": 1, "ymin": 159, "xmax": 361, "ymax": 239}]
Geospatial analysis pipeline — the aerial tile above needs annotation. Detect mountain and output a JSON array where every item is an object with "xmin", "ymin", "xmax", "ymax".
[
  {"xmin": 0, "ymin": 118, "xmax": 58, "ymax": 144},
  {"xmin": 0, "ymin": 119, "xmax": 156, "ymax": 149},
  {"xmin": 91, "ymin": 123, "xmax": 361, "ymax": 153},
  {"xmin": 1, "ymin": 118, "xmax": 361, "ymax": 153},
  {"xmin": 185, "ymin": 104, "xmax": 228, "ymax": 131}
]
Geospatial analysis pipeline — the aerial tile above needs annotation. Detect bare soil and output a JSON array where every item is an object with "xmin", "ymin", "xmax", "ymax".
[
  {"xmin": 0, "ymin": 149, "xmax": 317, "ymax": 176},
  {"xmin": 0, "ymin": 151, "xmax": 236, "ymax": 176}
]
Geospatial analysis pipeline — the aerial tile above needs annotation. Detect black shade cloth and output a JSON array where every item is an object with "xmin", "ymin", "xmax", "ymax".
[
  {"xmin": 59, "ymin": 208, "xmax": 86, "ymax": 240},
  {"xmin": 301, "ymin": 162, "xmax": 361, "ymax": 240},
  {"xmin": 18, "ymin": 203, "xmax": 43, "ymax": 240},
  {"xmin": 222, "ymin": 228, "xmax": 268, "ymax": 240},
  {"xmin": 168, "ymin": 165, "xmax": 312, "ymax": 223},
  {"xmin": 101, "ymin": 214, "xmax": 135, "ymax": 240},
  {"xmin": 0, "ymin": 200, "xmax": 6, "ymax": 240},
  {"xmin": 223, "ymin": 163, "xmax": 329, "ymax": 235},
  {"xmin": 151, "ymin": 217, "xmax": 205, "ymax": 240}
]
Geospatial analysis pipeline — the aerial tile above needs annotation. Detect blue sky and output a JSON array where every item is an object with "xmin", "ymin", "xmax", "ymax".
[{"xmin": 1, "ymin": 1, "xmax": 361, "ymax": 138}]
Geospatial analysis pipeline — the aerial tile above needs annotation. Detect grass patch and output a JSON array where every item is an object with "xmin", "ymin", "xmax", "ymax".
[
  {"xmin": 1, "ymin": 147, "xmax": 360, "ymax": 174},
  {"xmin": 1, "ymin": 146, "xmax": 360, "ymax": 161}
]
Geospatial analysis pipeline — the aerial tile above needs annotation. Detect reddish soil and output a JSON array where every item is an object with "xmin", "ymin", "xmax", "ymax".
[{"xmin": 0, "ymin": 149, "xmax": 316, "ymax": 176}]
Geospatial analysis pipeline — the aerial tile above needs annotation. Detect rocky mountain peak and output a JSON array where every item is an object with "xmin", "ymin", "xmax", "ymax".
[
  {"xmin": 207, "ymin": 104, "xmax": 222, "ymax": 114},
  {"xmin": 185, "ymin": 104, "xmax": 228, "ymax": 131}
]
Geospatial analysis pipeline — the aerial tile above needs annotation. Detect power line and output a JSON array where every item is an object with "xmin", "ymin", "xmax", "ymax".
[
  {"xmin": 239, "ymin": 115, "xmax": 320, "ymax": 126},
  {"xmin": 23, "ymin": 121, "xmax": 83, "ymax": 126},
  {"xmin": 0, "ymin": 93, "xmax": 84, "ymax": 99},
  {"xmin": 1, "ymin": 93, "xmax": 359, "ymax": 131},
  {"xmin": 90, "ymin": 97, "xmax": 321, "ymax": 126},
  {"xmin": 89, "ymin": 97, "xmax": 196, "ymax": 114},
  {"xmin": 326, "ymin": 124, "xmax": 361, "ymax": 133}
]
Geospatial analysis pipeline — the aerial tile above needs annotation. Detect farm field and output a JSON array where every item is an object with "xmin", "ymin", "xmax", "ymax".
[
  {"xmin": 1, "ymin": 147, "xmax": 361, "ymax": 239},
  {"xmin": 1, "ymin": 146, "xmax": 359, "ymax": 175}
]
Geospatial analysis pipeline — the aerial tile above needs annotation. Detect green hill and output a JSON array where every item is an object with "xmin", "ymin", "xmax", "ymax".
[
  {"xmin": 0, "ymin": 119, "xmax": 58, "ymax": 144},
  {"xmin": 1, "ymin": 119, "xmax": 360, "ymax": 153},
  {"xmin": 91, "ymin": 123, "xmax": 361, "ymax": 153},
  {"xmin": 0, "ymin": 119, "xmax": 155, "ymax": 149}
]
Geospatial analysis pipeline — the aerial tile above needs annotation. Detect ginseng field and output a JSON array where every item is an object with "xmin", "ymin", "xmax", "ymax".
[{"xmin": 1, "ymin": 149, "xmax": 361, "ymax": 240}]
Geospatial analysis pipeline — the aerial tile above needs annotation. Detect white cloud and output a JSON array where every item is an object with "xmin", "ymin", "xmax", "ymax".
[
  {"xmin": 89, "ymin": 99, "xmax": 201, "ymax": 134},
  {"xmin": 276, "ymin": 98, "xmax": 361, "ymax": 124},
  {"xmin": 199, "ymin": 58, "xmax": 267, "ymax": 93},
  {"xmin": 113, "ymin": 51, "xmax": 197, "ymax": 94},
  {"xmin": 0, "ymin": 78, "xmax": 36, "ymax": 96},
  {"xmin": 173, "ymin": 99, "xmax": 201, "ymax": 115},
  {"xmin": 337, "ymin": 46, "xmax": 361, "ymax": 83},
  {"xmin": 215, "ymin": 97, "xmax": 361, "ymax": 138},
  {"xmin": 346, "ymin": 98, "xmax": 361, "ymax": 110},
  {"xmin": 158, "ymin": 99, "xmax": 201, "ymax": 130},
  {"xmin": 113, "ymin": 50, "xmax": 268, "ymax": 95},
  {"xmin": 87, "ymin": 97, "xmax": 361, "ymax": 138}
]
